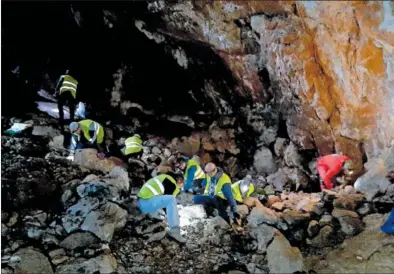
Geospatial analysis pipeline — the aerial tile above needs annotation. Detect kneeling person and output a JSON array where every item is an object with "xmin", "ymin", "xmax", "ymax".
[
  {"xmin": 218, "ymin": 178, "xmax": 261, "ymax": 208},
  {"xmin": 194, "ymin": 163, "xmax": 240, "ymax": 224},
  {"xmin": 68, "ymin": 119, "xmax": 105, "ymax": 161},
  {"xmin": 137, "ymin": 172, "xmax": 186, "ymax": 243}
]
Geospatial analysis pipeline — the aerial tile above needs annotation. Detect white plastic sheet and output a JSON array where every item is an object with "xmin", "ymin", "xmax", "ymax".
[{"xmin": 36, "ymin": 89, "xmax": 86, "ymax": 119}]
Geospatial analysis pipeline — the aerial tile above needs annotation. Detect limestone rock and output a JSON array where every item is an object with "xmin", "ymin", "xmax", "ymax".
[
  {"xmin": 357, "ymin": 203, "xmax": 373, "ymax": 216},
  {"xmin": 309, "ymin": 213, "xmax": 394, "ymax": 273},
  {"xmin": 248, "ymin": 223, "xmax": 277, "ymax": 254},
  {"xmin": 282, "ymin": 210, "xmax": 310, "ymax": 227},
  {"xmin": 253, "ymin": 147, "xmax": 277, "ymax": 174},
  {"xmin": 310, "ymin": 225, "xmax": 335, "ymax": 248},
  {"xmin": 267, "ymin": 195, "xmax": 281, "ymax": 207},
  {"xmin": 307, "ymin": 220, "xmax": 320, "ymax": 237},
  {"xmin": 74, "ymin": 149, "xmax": 122, "ymax": 173},
  {"xmin": 55, "ymin": 254, "xmax": 117, "ymax": 274},
  {"xmin": 266, "ymin": 232, "xmax": 303, "ymax": 273},
  {"xmin": 59, "ymin": 232, "xmax": 100, "ymax": 250},
  {"xmin": 247, "ymin": 206, "xmax": 279, "ymax": 227},
  {"xmin": 333, "ymin": 194, "xmax": 365, "ymax": 211},
  {"xmin": 271, "ymin": 202, "xmax": 284, "ymax": 211},
  {"xmin": 319, "ymin": 214, "xmax": 334, "ymax": 227},
  {"xmin": 274, "ymin": 138, "xmax": 288, "ymax": 157},
  {"xmin": 81, "ymin": 202, "xmax": 128, "ymax": 242},
  {"xmin": 284, "ymin": 141, "xmax": 303, "ymax": 168},
  {"xmin": 10, "ymin": 247, "xmax": 54, "ymax": 274},
  {"xmin": 332, "ymin": 209, "xmax": 364, "ymax": 236}
]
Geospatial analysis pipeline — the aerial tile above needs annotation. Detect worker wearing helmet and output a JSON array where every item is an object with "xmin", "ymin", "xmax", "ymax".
[
  {"xmin": 193, "ymin": 162, "xmax": 240, "ymax": 225},
  {"xmin": 175, "ymin": 156, "xmax": 206, "ymax": 194},
  {"xmin": 218, "ymin": 178, "xmax": 255, "ymax": 203},
  {"xmin": 317, "ymin": 154, "xmax": 354, "ymax": 190},
  {"xmin": 67, "ymin": 119, "xmax": 105, "ymax": 161}
]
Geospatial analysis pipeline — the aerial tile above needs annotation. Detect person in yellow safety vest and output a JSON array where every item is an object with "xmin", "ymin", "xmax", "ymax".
[
  {"xmin": 121, "ymin": 134, "xmax": 143, "ymax": 159},
  {"xmin": 55, "ymin": 69, "xmax": 78, "ymax": 126},
  {"xmin": 217, "ymin": 179, "xmax": 255, "ymax": 203},
  {"xmin": 67, "ymin": 119, "xmax": 105, "ymax": 161},
  {"xmin": 216, "ymin": 177, "xmax": 265, "ymax": 209},
  {"xmin": 137, "ymin": 172, "xmax": 186, "ymax": 243},
  {"xmin": 193, "ymin": 163, "xmax": 240, "ymax": 224},
  {"xmin": 176, "ymin": 156, "xmax": 206, "ymax": 194}
]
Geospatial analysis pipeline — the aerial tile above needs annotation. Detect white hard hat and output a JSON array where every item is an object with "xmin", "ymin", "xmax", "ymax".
[
  {"xmin": 134, "ymin": 134, "xmax": 141, "ymax": 138},
  {"xmin": 240, "ymin": 180, "xmax": 251, "ymax": 196}
]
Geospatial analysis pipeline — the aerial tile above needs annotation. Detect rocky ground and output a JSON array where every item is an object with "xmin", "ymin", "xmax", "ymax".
[{"xmin": 2, "ymin": 114, "xmax": 394, "ymax": 274}]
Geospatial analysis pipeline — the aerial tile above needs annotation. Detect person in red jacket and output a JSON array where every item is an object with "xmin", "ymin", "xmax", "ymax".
[{"xmin": 317, "ymin": 154, "xmax": 353, "ymax": 190}]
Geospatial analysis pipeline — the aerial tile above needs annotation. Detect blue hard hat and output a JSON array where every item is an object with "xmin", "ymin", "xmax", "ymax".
[{"xmin": 69, "ymin": 122, "xmax": 79, "ymax": 133}]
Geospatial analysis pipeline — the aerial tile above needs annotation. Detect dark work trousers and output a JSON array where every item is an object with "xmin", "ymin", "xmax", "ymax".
[
  {"xmin": 191, "ymin": 178, "xmax": 206, "ymax": 194},
  {"xmin": 194, "ymin": 195, "xmax": 230, "ymax": 223},
  {"xmin": 57, "ymin": 91, "xmax": 76, "ymax": 127}
]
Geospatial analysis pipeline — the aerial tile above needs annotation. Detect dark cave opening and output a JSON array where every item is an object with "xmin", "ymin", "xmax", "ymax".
[{"xmin": 2, "ymin": 2, "xmax": 247, "ymax": 133}]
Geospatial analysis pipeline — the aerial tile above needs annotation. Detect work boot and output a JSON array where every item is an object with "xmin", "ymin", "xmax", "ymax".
[{"xmin": 168, "ymin": 226, "xmax": 186, "ymax": 243}]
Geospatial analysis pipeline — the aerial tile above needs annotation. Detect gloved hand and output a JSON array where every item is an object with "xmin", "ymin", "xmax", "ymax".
[
  {"xmin": 66, "ymin": 155, "xmax": 74, "ymax": 161},
  {"xmin": 97, "ymin": 152, "xmax": 106, "ymax": 159}
]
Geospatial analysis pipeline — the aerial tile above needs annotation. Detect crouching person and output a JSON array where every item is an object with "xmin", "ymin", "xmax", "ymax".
[
  {"xmin": 137, "ymin": 172, "xmax": 186, "ymax": 243},
  {"xmin": 194, "ymin": 163, "xmax": 240, "ymax": 225},
  {"xmin": 218, "ymin": 178, "xmax": 262, "ymax": 208},
  {"xmin": 68, "ymin": 119, "xmax": 105, "ymax": 161}
]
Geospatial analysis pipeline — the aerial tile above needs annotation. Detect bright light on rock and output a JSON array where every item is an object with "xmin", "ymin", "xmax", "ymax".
[{"xmin": 178, "ymin": 205, "xmax": 207, "ymax": 228}]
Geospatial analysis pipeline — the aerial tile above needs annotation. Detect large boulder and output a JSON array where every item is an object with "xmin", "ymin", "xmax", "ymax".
[
  {"xmin": 55, "ymin": 255, "xmax": 117, "ymax": 274},
  {"xmin": 253, "ymin": 147, "xmax": 277, "ymax": 174},
  {"xmin": 266, "ymin": 232, "xmax": 304, "ymax": 273},
  {"xmin": 247, "ymin": 206, "xmax": 279, "ymax": 227},
  {"xmin": 74, "ymin": 149, "xmax": 125, "ymax": 173},
  {"xmin": 332, "ymin": 209, "xmax": 364, "ymax": 236},
  {"xmin": 247, "ymin": 223, "xmax": 277, "ymax": 254},
  {"xmin": 81, "ymin": 202, "xmax": 128, "ymax": 242},
  {"xmin": 10, "ymin": 247, "xmax": 54, "ymax": 274}
]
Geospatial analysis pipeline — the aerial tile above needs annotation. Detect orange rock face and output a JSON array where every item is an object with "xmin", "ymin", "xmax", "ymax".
[{"xmin": 154, "ymin": 1, "xmax": 394, "ymax": 166}]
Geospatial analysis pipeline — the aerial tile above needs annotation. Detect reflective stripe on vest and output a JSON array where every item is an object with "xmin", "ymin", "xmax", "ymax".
[
  {"xmin": 204, "ymin": 172, "xmax": 231, "ymax": 196},
  {"xmin": 60, "ymin": 75, "xmax": 78, "ymax": 98},
  {"xmin": 185, "ymin": 159, "xmax": 205, "ymax": 180},
  {"xmin": 126, "ymin": 142, "xmax": 142, "ymax": 149},
  {"xmin": 124, "ymin": 136, "xmax": 143, "ymax": 155},
  {"xmin": 145, "ymin": 184, "xmax": 160, "ymax": 195},
  {"xmin": 138, "ymin": 175, "xmax": 177, "ymax": 199},
  {"xmin": 88, "ymin": 122, "xmax": 99, "ymax": 143},
  {"xmin": 153, "ymin": 177, "xmax": 165, "ymax": 193}
]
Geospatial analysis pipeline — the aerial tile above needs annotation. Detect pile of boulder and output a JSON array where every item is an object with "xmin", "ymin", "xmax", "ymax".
[{"xmin": 2, "ymin": 113, "xmax": 393, "ymax": 274}]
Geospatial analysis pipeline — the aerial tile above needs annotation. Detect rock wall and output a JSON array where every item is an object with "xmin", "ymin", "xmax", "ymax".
[
  {"xmin": 140, "ymin": 0, "xmax": 394, "ymax": 167},
  {"xmin": 3, "ymin": 2, "xmax": 394, "ymax": 179}
]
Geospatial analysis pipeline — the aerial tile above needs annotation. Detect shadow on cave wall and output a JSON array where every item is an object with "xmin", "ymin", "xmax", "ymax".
[
  {"xmin": 2, "ymin": 2, "xmax": 248, "ymax": 128},
  {"xmin": 2, "ymin": 1, "xmax": 260, "ymax": 173}
]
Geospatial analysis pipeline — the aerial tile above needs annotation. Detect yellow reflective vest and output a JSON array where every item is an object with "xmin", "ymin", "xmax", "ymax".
[
  {"xmin": 60, "ymin": 75, "xmax": 78, "ymax": 99},
  {"xmin": 203, "ymin": 172, "xmax": 231, "ymax": 196},
  {"xmin": 78, "ymin": 119, "xmax": 104, "ymax": 144},
  {"xmin": 217, "ymin": 181, "xmax": 255, "ymax": 203},
  {"xmin": 184, "ymin": 159, "xmax": 205, "ymax": 181},
  {"xmin": 123, "ymin": 136, "xmax": 143, "ymax": 155},
  {"xmin": 137, "ymin": 174, "xmax": 180, "ymax": 199}
]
